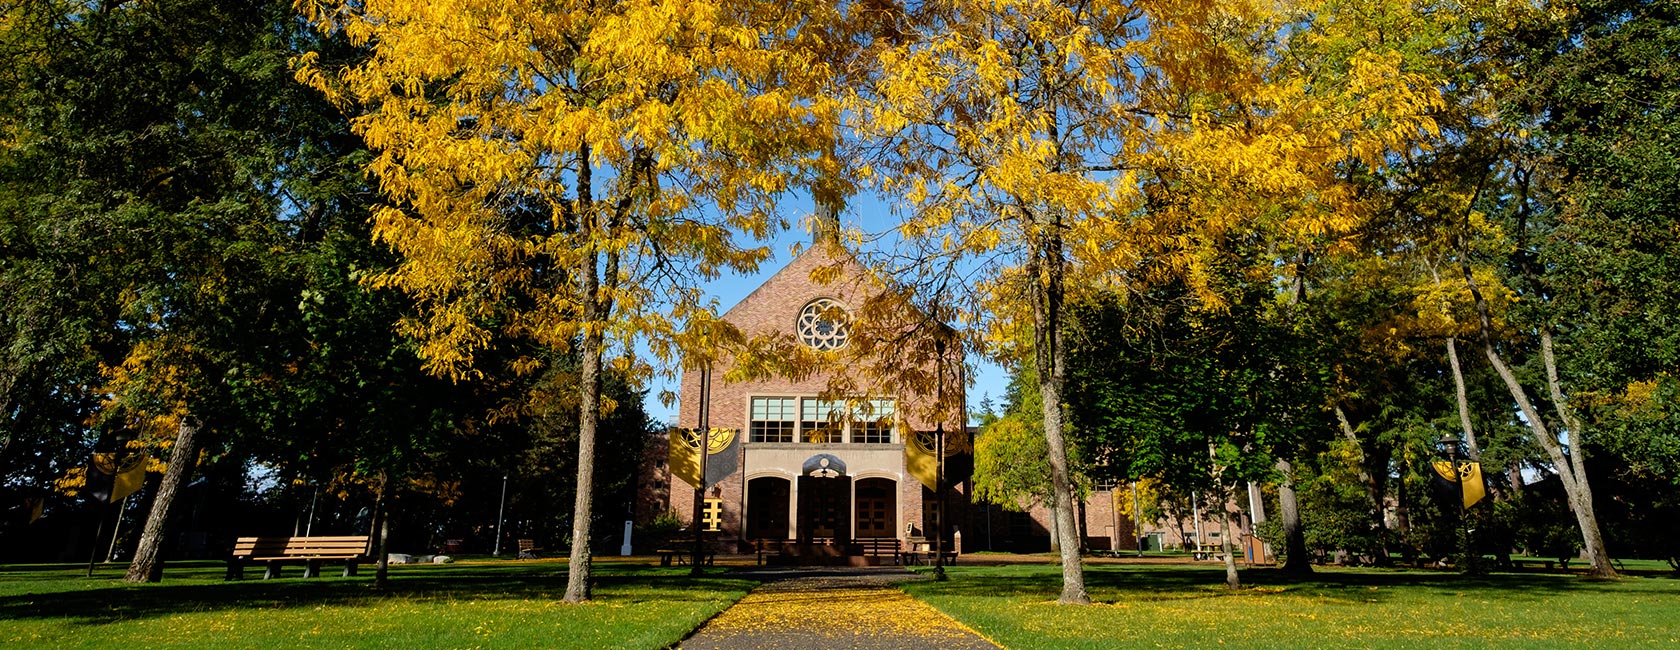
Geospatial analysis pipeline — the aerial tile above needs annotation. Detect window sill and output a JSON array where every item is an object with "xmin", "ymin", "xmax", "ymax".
[{"xmin": 745, "ymin": 442, "xmax": 905, "ymax": 450}]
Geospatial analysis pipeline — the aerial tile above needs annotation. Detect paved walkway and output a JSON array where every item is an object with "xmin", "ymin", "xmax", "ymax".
[{"xmin": 680, "ymin": 567, "xmax": 1001, "ymax": 650}]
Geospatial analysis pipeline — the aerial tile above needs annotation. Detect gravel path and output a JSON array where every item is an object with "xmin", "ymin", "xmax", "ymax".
[{"xmin": 679, "ymin": 567, "xmax": 1001, "ymax": 650}]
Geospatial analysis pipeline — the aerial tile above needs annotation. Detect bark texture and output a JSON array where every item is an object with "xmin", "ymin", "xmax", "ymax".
[
  {"xmin": 564, "ymin": 255, "xmax": 603, "ymax": 603},
  {"xmin": 1028, "ymin": 206, "xmax": 1088, "ymax": 605},
  {"xmin": 124, "ymin": 417, "xmax": 200, "ymax": 583},
  {"xmin": 1274, "ymin": 458, "xmax": 1312, "ymax": 575},
  {"xmin": 1220, "ymin": 502, "xmax": 1240, "ymax": 589},
  {"xmin": 1445, "ymin": 337, "xmax": 1483, "ymax": 459}
]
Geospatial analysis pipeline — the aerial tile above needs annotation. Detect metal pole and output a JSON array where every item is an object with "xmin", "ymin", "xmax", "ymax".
[
  {"xmin": 1131, "ymin": 481, "xmax": 1144, "ymax": 557},
  {"xmin": 106, "ymin": 493, "xmax": 130, "ymax": 562},
  {"xmin": 1450, "ymin": 443, "xmax": 1470, "ymax": 572},
  {"xmin": 86, "ymin": 502, "xmax": 107, "ymax": 578},
  {"xmin": 933, "ymin": 337, "xmax": 948, "ymax": 581},
  {"xmin": 305, "ymin": 486, "xmax": 318, "ymax": 537},
  {"xmin": 493, "ymin": 474, "xmax": 508, "ymax": 555},
  {"xmin": 692, "ymin": 365, "xmax": 711, "ymax": 575}
]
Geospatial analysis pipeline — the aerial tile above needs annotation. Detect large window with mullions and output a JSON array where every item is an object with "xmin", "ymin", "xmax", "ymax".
[
  {"xmin": 749, "ymin": 397, "xmax": 796, "ymax": 443},
  {"xmin": 801, "ymin": 399, "xmax": 844, "ymax": 443},
  {"xmin": 852, "ymin": 399, "xmax": 895, "ymax": 444},
  {"xmin": 749, "ymin": 396, "xmax": 896, "ymax": 444}
]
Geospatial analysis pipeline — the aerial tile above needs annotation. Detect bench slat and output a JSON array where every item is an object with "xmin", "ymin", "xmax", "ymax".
[{"xmin": 232, "ymin": 536, "xmax": 371, "ymax": 559}]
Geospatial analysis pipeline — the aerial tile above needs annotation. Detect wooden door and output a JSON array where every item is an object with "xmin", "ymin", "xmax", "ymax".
[{"xmin": 854, "ymin": 478, "xmax": 895, "ymax": 538}]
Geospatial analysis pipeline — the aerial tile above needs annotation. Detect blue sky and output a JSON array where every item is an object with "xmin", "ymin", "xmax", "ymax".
[{"xmin": 641, "ymin": 193, "xmax": 1012, "ymax": 426}]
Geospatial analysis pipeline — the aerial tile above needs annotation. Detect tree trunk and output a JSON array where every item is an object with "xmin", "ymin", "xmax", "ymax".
[
  {"xmin": 1540, "ymin": 330, "xmax": 1615, "ymax": 578},
  {"xmin": 564, "ymin": 317, "xmax": 602, "ymax": 602},
  {"xmin": 1429, "ymin": 263, "xmax": 1483, "ymax": 460},
  {"xmin": 1445, "ymin": 338, "xmax": 1483, "ymax": 459},
  {"xmin": 1395, "ymin": 474, "xmax": 1415, "ymax": 566},
  {"xmin": 1463, "ymin": 265, "xmax": 1615, "ymax": 578},
  {"xmin": 1274, "ymin": 458, "xmax": 1312, "ymax": 575},
  {"xmin": 124, "ymin": 417, "xmax": 200, "ymax": 583},
  {"xmin": 1028, "ymin": 206, "xmax": 1088, "ymax": 605},
  {"xmin": 564, "ymin": 144, "xmax": 619, "ymax": 603},
  {"xmin": 565, "ymin": 253, "xmax": 603, "ymax": 603},
  {"xmin": 373, "ymin": 480, "xmax": 389, "ymax": 589},
  {"xmin": 1177, "ymin": 520, "xmax": 1189, "ymax": 552},
  {"xmin": 1220, "ymin": 499, "xmax": 1240, "ymax": 589},
  {"xmin": 1269, "ymin": 255, "xmax": 1315, "ymax": 575},
  {"xmin": 1334, "ymin": 406, "xmax": 1391, "ymax": 565}
]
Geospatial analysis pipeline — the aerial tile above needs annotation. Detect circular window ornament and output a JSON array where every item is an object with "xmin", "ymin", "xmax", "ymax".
[{"xmin": 797, "ymin": 298, "xmax": 850, "ymax": 350}]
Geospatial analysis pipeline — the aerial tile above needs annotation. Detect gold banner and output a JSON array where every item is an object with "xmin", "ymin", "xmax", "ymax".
[
  {"xmin": 1431, "ymin": 461, "xmax": 1486, "ymax": 508},
  {"xmin": 669, "ymin": 428, "xmax": 701, "ymax": 490},
  {"xmin": 906, "ymin": 427, "xmax": 969, "ymax": 491},
  {"xmin": 669, "ymin": 427, "xmax": 737, "ymax": 490},
  {"xmin": 112, "ymin": 462, "xmax": 146, "ymax": 502}
]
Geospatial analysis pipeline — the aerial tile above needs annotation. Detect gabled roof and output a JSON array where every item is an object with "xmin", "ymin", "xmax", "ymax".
[{"xmin": 720, "ymin": 242, "xmax": 873, "ymax": 324}]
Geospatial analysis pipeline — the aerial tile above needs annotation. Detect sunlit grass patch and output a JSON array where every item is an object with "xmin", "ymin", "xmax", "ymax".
[
  {"xmin": 0, "ymin": 559, "xmax": 753, "ymax": 649},
  {"xmin": 901, "ymin": 563, "xmax": 1680, "ymax": 649}
]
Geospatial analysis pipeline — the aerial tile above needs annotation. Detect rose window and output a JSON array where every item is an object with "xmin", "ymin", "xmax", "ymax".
[{"xmin": 797, "ymin": 298, "xmax": 850, "ymax": 350}]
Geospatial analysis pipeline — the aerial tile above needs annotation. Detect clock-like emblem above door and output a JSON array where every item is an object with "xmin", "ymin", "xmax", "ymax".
[{"xmin": 797, "ymin": 298, "xmax": 850, "ymax": 350}]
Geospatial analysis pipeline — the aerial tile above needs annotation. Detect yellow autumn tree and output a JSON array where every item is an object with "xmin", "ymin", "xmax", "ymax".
[
  {"xmin": 296, "ymin": 0, "xmax": 838, "ymax": 602},
  {"xmin": 853, "ymin": 0, "xmax": 1181, "ymax": 604},
  {"xmin": 854, "ymin": 0, "xmax": 1450, "ymax": 600}
]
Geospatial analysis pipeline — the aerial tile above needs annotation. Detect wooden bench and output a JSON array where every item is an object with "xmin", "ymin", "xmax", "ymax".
[
  {"xmin": 1192, "ymin": 544, "xmax": 1223, "ymax": 561},
  {"xmin": 228, "ymin": 536, "xmax": 370, "ymax": 580},
  {"xmin": 852, "ymin": 538, "xmax": 902, "ymax": 564},
  {"xmin": 657, "ymin": 540, "xmax": 716, "ymax": 566},
  {"xmin": 517, "ymin": 538, "xmax": 542, "ymax": 560},
  {"xmin": 755, "ymin": 538, "xmax": 786, "ymax": 565},
  {"xmin": 1512, "ymin": 558, "xmax": 1558, "ymax": 570},
  {"xmin": 900, "ymin": 537, "xmax": 958, "ymax": 566}
]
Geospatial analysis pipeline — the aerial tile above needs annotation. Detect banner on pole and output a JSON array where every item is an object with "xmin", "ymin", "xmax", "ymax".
[
  {"xmin": 668, "ymin": 427, "xmax": 738, "ymax": 489},
  {"xmin": 1431, "ymin": 461, "xmax": 1486, "ymax": 508}
]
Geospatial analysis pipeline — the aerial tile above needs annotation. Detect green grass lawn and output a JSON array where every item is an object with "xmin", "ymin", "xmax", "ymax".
[
  {"xmin": 0, "ymin": 559, "xmax": 753, "ymax": 649},
  {"xmin": 902, "ymin": 563, "xmax": 1680, "ymax": 649}
]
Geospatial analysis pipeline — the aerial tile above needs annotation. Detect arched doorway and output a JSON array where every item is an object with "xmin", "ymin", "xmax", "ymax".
[
  {"xmin": 797, "ymin": 454, "xmax": 850, "ymax": 542},
  {"xmin": 854, "ymin": 478, "xmax": 896, "ymax": 538},
  {"xmin": 745, "ymin": 477, "xmax": 790, "ymax": 540}
]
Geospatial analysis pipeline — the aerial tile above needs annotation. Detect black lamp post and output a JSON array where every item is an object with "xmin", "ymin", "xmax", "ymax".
[
  {"xmin": 1439, "ymin": 433, "xmax": 1471, "ymax": 571},
  {"xmin": 691, "ymin": 364, "xmax": 712, "ymax": 576},
  {"xmin": 87, "ymin": 431, "xmax": 130, "ymax": 577},
  {"xmin": 932, "ymin": 336, "xmax": 948, "ymax": 582}
]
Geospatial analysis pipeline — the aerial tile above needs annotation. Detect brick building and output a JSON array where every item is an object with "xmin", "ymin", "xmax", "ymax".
[
  {"xmin": 642, "ymin": 240, "xmax": 970, "ymax": 557},
  {"xmin": 642, "ymin": 238, "xmax": 1137, "ymax": 558}
]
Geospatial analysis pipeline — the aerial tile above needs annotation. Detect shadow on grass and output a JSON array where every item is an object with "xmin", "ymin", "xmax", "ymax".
[
  {"xmin": 906, "ymin": 563, "xmax": 1664, "ymax": 606},
  {"xmin": 0, "ymin": 560, "xmax": 754, "ymax": 627}
]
